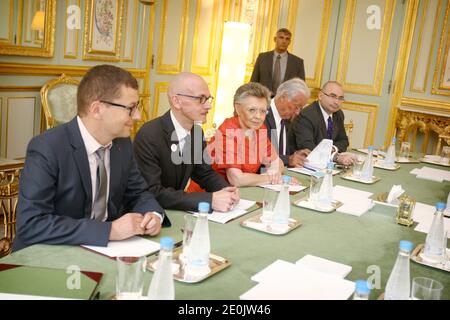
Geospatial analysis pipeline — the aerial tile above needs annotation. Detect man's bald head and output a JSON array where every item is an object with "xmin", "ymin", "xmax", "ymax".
[{"xmin": 168, "ymin": 72, "xmax": 208, "ymax": 102}]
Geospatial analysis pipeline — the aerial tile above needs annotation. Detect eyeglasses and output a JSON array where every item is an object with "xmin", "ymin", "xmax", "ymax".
[
  {"xmin": 244, "ymin": 107, "xmax": 268, "ymax": 116},
  {"xmin": 321, "ymin": 91, "xmax": 345, "ymax": 102},
  {"xmin": 100, "ymin": 100, "xmax": 140, "ymax": 116},
  {"xmin": 176, "ymin": 93, "xmax": 214, "ymax": 104}
]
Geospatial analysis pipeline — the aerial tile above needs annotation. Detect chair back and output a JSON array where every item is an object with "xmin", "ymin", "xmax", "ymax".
[{"xmin": 41, "ymin": 74, "xmax": 79, "ymax": 129}]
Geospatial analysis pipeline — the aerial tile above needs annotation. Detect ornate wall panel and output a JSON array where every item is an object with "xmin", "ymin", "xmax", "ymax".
[
  {"xmin": 121, "ymin": 0, "xmax": 138, "ymax": 62},
  {"xmin": 156, "ymin": 0, "xmax": 189, "ymax": 74},
  {"xmin": 337, "ymin": 0, "xmax": 395, "ymax": 96},
  {"xmin": 190, "ymin": 0, "xmax": 218, "ymax": 76},
  {"xmin": 152, "ymin": 82, "xmax": 169, "ymax": 118},
  {"xmin": 409, "ymin": 0, "xmax": 440, "ymax": 93},
  {"xmin": 432, "ymin": 1, "xmax": 450, "ymax": 96},
  {"xmin": 342, "ymin": 101, "xmax": 379, "ymax": 147},
  {"xmin": 287, "ymin": 0, "xmax": 332, "ymax": 89},
  {"xmin": 64, "ymin": 0, "xmax": 80, "ymax": 59}
]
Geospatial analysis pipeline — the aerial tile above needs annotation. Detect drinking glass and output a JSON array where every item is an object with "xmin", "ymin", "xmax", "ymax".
[
  {"xmin": 411, "ymin": 277, "xmax": 443, "ymax": 300},
  {"xmin": 116, "ymin": 256, "xmax": 146, "ymax": 300}
]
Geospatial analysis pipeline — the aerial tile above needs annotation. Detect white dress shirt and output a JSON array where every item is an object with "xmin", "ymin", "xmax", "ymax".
[
  {"xmin": 270, "ymin": 99, "xmax": 286, "ymax": 155},
  {"xmin": 170, "ymin": 110, "xmax": 191, "ymax": 155}
]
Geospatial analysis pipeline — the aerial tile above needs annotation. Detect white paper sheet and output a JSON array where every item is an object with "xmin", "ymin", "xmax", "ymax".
[
  {"xmin": 295, "ymin": 255, "xmax": 352, "ymax": 278},
  {"xmin": 242, "ymin": 262, "xmax": 354, "ymax": 300},
  {"xmin": 258, "ymin": 184, "xmax": 307, "ymax": 192},
  {"xmin": 288, "ymin": 167, "xmax": 341, "ymax": 176},
  {"xmin": 191, "ymin": 199, "xmax": 256, "ymax": 224},
  {"xmin": 82, "ymin": 236, "xmax": 160, "ymax": 258},
  {"xmin": 332, "ymin": 185, "xmax": 374, "ymax": 216},
  {"xmin": 410, "ymin": 166, "xmax": 450, "ymax": 183}
]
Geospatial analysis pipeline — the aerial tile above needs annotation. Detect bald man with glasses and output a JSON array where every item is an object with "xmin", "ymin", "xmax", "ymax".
[
  {"xmin": 134, "ymin": 72, "xmax": 239, "ymax": 215},
  {"xmin": 288, "ymin": 81, "xmax": 354, "ymax": 166}
]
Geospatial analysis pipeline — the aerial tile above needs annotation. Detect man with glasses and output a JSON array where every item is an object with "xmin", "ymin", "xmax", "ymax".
[
  {"xmin": 265, "ymin": 78, "xmax": 311, "ymax": 167},
  {"xmin": 13, "ymin": 65, "xmax": 165, "ymax": 252},
  {"xmin": 288, "ymin": 81, "xmax": 354, "ymax": 165},
  {"xmin": 134, "ymin": 72, "xmax": 239, "ymax": 214}
]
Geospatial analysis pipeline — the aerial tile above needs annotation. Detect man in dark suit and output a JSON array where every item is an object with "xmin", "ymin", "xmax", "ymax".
[
  {"xmin": 134, "ymin": 72, "xmax": 239, "ymax": 213},
  {"xmin": 14, "ymin": 65, "xmax": 165, "ymax": 252},
  {"xmin": 251, "ymin": 28, "xmax": 305, "ymax": 96},
  {"xmin": 288, "ymin": 81, "xmax": 354, "ymax": 165},
  {"xmin": 265, "ymin": 78, "xmax": 311, "ymax": 167}
]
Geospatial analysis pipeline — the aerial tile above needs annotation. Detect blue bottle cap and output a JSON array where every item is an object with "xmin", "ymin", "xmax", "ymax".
[
  {"xmin": 399, "ymin": 240, "xmax": 413, "ymax": 252},
  {"xmin": 160, "ymin": 237, "xmax": 174, "ymax": 250},
  {"xmin": 355, "ymin": 280, "xmax": 371, "ymax": 294},
  {"xmin": 436, "ymin": 202, "xmax": 446, "ymax": 210},
  {"xmin": 327, "ymin": 162, "xmax": 334, "ymax": 169},
  {"xmin": 198, "ymin": 202, "xmax": 210, "ymax": 212},
  {"xmin": 368, "ymin": 146, "xmax": 374, "ymax": 151},
  {"xmin": 282, "ymin": 175, "xmax": 291, "ymax": 184}
]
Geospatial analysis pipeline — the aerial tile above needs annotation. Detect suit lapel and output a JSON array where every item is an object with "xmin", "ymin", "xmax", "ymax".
[
  {"xmin": 315, "ymin": 102, "xmax": 327, "ymax": 139},
  {"xmin": 162, "ymin": 111, "xmax": 183, "ymax": 187},
  {"xmin": 109, "ymin": 141, "xmax": 121, "ymax": 209},
  {"xmin": 265, "ymin": 108, "xmax": 278, "ymax": 149},
  {"xmin": 67, "ymin": 118, "xmax": 92, "ymax": 217},
  {"xmin": 284, "ymin": 53, "xmax": 294, "ymax": 81},
  {"xmin": 266, "ymin": 51, "xmax": 274, "ymax": 79}
]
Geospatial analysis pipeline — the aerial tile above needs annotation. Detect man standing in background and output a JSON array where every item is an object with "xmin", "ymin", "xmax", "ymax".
[{"xmin": 251, "ymin": 28, "xmax": 305, "ymax": 97}]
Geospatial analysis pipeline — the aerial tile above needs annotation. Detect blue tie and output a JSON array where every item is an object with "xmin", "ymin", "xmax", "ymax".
[{"xmin": 327, "ymin": 116, "xmax": 333, "ymax": 139}]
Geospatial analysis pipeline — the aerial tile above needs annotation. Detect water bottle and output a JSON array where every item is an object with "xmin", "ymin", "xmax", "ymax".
[
  {"xmin": 147, "ymin": 237, "xmax": 175, "ymax": 300},
  {"xmin": 384, "ymin": 137, "xmax": 396, "ymax": 167},
  {"xmin": 361, "ymin": 146, "xmax": 374, "ymax": 182},
  {"xmin": 272, "ymin": 175, "xmax": 291, "ymax": 225},
  {"xmin": 384, "ymin": 240, "xmax": 413, "ymax": 300},
  {"xmin": 187, "ymin": 202, "xmax": 211, "ymax": 275},
  {"xmin": 318, "ymin": 162, "xmax": 334, "ymax": 208},
  {"xmin": 446, "ymin": 193, "xmax": 450, "ymax": 215},
  {"xmin": 423, "ymin": 202, "xmax": 446, "ymax": 263},
  {"xmin": 353, "ymin": 280, "xmax": 371, "ymax": 300}
]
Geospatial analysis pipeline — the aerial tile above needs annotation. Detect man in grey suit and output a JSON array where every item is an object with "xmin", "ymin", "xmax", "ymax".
[
  {"xmin": 14, "ymin": 65, "xmax": 165, "ymax": 252},
  {"xmin": 288, "ymin": 81, "xmax": 354, "ymax": 165},
  {"xmin": 265, "ymin": 78, "xmax": 311, "ymax": 167},
  {"xmin": 251, "ymin": 28, "xmax": 305, "ymax": 96},
  {"xmin": 134, "ymin": 72, "xmax": 239, "ymax": 213}
]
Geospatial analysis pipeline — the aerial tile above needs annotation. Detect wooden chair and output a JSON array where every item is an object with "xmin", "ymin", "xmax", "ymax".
[{"xmin": 40, "ymin": 73, "xmax": 79, "ymax": 129}]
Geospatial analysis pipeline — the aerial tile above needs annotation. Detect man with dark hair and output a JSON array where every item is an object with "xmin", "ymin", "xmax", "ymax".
[
  {"xmin": 13, "ymin": 64, "xmax": 165, "ymax": 252},
  {"xmin": 288, "ymin": 81, "xmax": 354, "ymax": 166},
  {"xmin": 251, "ymin": 28, "xmax": 305, "ymax": 96}
]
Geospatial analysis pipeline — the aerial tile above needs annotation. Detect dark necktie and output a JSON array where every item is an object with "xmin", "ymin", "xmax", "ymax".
[
  {"xmin": 92, "ymin": 147, "xmax": 107, "ymax": 221},
  {"xmin": 272, "ymin": 55, "xmax": 282, "ymax": 94},
  {"xmin": 279, "ymin": 119, "xmax": 286, "ymax": 155},
  {"xmin": 327, "ymin": 116, "xmax": 333, "ymax": 139}
]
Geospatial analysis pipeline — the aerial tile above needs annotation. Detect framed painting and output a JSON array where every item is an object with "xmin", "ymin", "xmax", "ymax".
[{"xmin": 83, "ymin": 0, "xmax": 124, "ymax": 61}]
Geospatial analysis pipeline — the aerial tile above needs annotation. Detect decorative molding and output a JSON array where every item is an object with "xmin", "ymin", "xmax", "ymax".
[
  {"xmin": 342, "ymin": 100, "xmax": 379, "ymax": 147},
  {"xmin": 384, "ymin": 0, "xmax": 419, "ymax": 146},
  {"xmin": 287, "ymin": 0, "xmax": 333, "ymax": 89},
  {"xmin": 191, "ymin": 0, "xmax": 218, "ymax": 76},
  {"xmin": 0, "ymin": 63, "xmax": 147, "ymax": 78},
  {"xmin": 0, "ymin": 0, "xmax": 14, "ymax": 43},
  {"xmin": 121, "ymin": 0, "xmax": 139, "ymax": 62},
  {"xmin": 64, "ymin": 0, "xmax": 80, "ymax": 59},
  {"xmin": 401, "ymin": 97, "xmax": 450, "ymax": 114},
  {"xmin": 0, "ymin": 87, "xmax": 41, "ymax": 92},
  {"xmin": 156, "ymin": 0, "xmax": 189, "ymax": 74},
  {"xmin": 152, "ymin": 82, "xmax": 169, "ymax": 118},
  {"xmin": 431, "ymin": 1, "xmax": 450, "ymax": 96},
  {"xmin": 337, "ymin": 0, "xmax": 395, "ymax": 96}
]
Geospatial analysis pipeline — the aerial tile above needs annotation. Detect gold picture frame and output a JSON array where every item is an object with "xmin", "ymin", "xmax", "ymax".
[{"xmin": 83, "ymin": 0, "xmax": 124, "ymax": 61}]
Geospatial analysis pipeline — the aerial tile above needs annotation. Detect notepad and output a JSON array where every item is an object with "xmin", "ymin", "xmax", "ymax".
[
  {"xmin": 295, "ymin": 255, "xmax": 352, "ymax": 278},
  {"xmin": 332, "ymin": 185, "xmax": 374, "ymax": 216},
  {"xmin": 191, "ymin": 199, "xmax": 257, "ymax": 224},
  {"xmin": 288, "ymin": 167, "xmax": 341, "ymax": 176},
  {"xmin": 82, "ymin": 236, "xmax": 160, "ymax": 258},
  {"xmin": 242, "ymin": 260, "xmax": 354, "ymax": 300},
  {"xmin": 0, "ymin": 264, "xmax": 102, "ymax": 300},
  {"xmin": 258, "ymin": 184, "xmax": 306, "ymax": 193}
]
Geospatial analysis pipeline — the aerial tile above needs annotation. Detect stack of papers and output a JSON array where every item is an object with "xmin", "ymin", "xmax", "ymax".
[
  {"xmin": 82, "ymin": 236, "xmax": 160, "ymax": 258},
  {"xmin": 411, "ymin": 202, "xmax": 450, "ymax": 237},
  {"xmin": 410, "ymin": 167, "xmax": 450, "ymax": 183},
  {"xmin": 241, "ymin": 257, "xmax": 354, "ymax": 300},
  {"xmin": 191, "ymin": 199, "xmax": 256, "ymax": 224},
  {"xmin": 332, "ymin": 185, "xmax": 374, "ymax": 216},
  {"xmin": 288, "ymin": 166, "xmax": 341, "ymax": 176},
  {"xmin": 258, "ymin": 184, "xmax": 306, "ymax": 193}
]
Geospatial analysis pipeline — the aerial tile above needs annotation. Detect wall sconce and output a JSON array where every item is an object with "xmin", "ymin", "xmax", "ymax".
[
  {"xmin": 31, "ymin": 11, "xmax": 45, "ymax": 31},
  {"xmin": 213, "ymin": 21, "xmax": 251, "ymax": 127}
]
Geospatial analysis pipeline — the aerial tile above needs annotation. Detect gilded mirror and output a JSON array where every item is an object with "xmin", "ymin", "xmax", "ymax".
[{"xmin": 0, "ymin": 0, "xmax": 56, "ymax": 57}]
